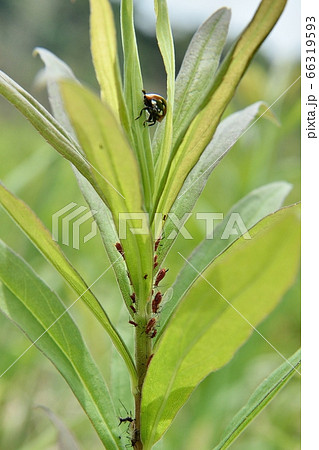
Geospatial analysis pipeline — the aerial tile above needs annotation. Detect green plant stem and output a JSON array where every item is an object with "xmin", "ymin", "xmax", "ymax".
[{"xmin": 134, "ymin": 299, "xmax": 152, "ymax": 449}]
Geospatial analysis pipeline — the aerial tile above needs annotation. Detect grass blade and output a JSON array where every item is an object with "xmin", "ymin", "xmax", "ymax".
[{"xmin": 214, "ymin": 349, "xmax": 301, "ymax": 449}]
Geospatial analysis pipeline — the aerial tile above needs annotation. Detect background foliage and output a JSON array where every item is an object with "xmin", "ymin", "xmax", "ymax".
[{"xmin": 0, "ymin": 1, "xmax": 300, "ymax": 449}]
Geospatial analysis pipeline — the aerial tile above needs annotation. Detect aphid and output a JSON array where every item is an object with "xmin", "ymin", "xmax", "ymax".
[
  {"xmin": 130, "ymin": 304, "xmax": 137, "ymax": 314},
  {"xmin": 130, "ymin": 292, "xmax": 136, "ymax": 303},
  {"xmin": 143, "ymin": 274, "xmax": 148, "ymax": 280},
  {"xmin": 154, "ymin": 268, "xmax": 169, "ymax": 287},
  {"xmin": 118, "ymin": 401, "xmax": 138, "ymax": 448},
  {"xmin": 152, "ymin": 291, "xmax": 162, "ymax": 314},
  {"xmin": 163, "ymin": 214, "xmax": 167, "ymax": 221},
  {"xmin": 115, "ymin": 242, "xmax": 125, "ymax": 259},
  {"xmin": 146, "ymin": 353, "xmax": 154, "ymax": 368},
  {"xmin": 119, "ymin": 416, "xmax": 134, "ymax": 426},
  {"xmin": 150, "ymin": 329, "xmax": 157, "ymax": 339},
  {"xmin": 135, "ymin": 90, "xmax": 167, "ymax": 127},
  {"xmin": 129, "ymin": 320, "xmax": 138, "ymax": 327},
  {"xmin": 145, "ymin": 317, "xmax": 156, "ymax": 335},
  {"xmin": 154, "ymin": 235, "xmax": 163, "ymax": 252},
  {"xmin": 153, "ymin": 254, "xmax": 158, "ymax": 269}
]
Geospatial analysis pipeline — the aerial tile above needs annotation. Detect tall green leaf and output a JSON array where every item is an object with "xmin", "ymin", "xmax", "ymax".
[
  {"xmin": 141, "ymin": 203, "xmax": 300, "ymax": 447},
  {"xmin": 120, "ymin": 0, "xmax": 154, "ymax": 211},
  {"xmin": 0, "ymin": 183, "xmax": 136, "ymax": 386},
  {"xmin": 154, "ymin": 0, "xmax": 175, "ymax": 186},
  {"xmin": 34, "ymin": 48, "xmax": 132, "ymax": 315},
  {"xmin": 156, "ymin": 0, "xmax": 287, "ymax": 217},
  {"xmin": 157, "ymin": 181, "xmax": 292, "ymax": 339},
  {"xmin": 153, "ymin": 7, "xmax": 231, "ymax": 165},
  {"xmin": 89, "ymin": 0, "xmax": 127, "ymax": 129},
  {"xmin": 60, "ymin": 81, "xmax": 153, "ymax": 305},
  {"xmin": 214, "ymin": 348, "xmax": 301, "ymax": 449},
  {"xmin": 0, "ymin": 240, "xmax": 122, "ymax": 450}
]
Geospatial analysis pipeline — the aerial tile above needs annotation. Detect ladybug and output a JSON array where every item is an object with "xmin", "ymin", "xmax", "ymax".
[{"xmin": 135, "ymin": 90, "xmax": 167, "ymax": 127}]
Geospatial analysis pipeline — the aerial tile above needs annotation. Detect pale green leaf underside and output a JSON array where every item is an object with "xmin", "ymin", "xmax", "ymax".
[
  {"xmin": 156, "ymin": 101, "xmax": 272, "ymax": 268},
  {"xmin": 214, "ymin": 348, "xmax": 301, "ymax": 449},
  {"xmin": 141, "ymin": 203, "xmax": 300, "ymax": 447},
  {"xmin": 35, "ymin": 47, "xmax": 133, "ymax": 315},
  {"xmin": 0, "ymin": 183, "xmax": 136, "ymax": 385},
  {"xmin": 0, "ymin": 240, "xmax": 122, "ymax": 450},
  {"xmin": 60, "ymin": 81, "xmax": 153, "ymax": 304},
  {"xmin": 157, "ymin": 181, "xmax": 292, "ymax": 338}
]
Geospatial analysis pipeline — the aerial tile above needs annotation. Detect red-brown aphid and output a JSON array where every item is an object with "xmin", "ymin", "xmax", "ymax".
[
  {"xmin": 150, "ymin": 329, "xmax": 157, "ymax": 339},
  {"xmin": 154, "ymin": 268, "xmax": 169, "ymax": 287},
  {"xmin": 129, "ymin": 320, "xmax": 138, "ymax": 327},
  {"xmin": 115, "ymin": 242, "xmax": 125, "ymax": 259},
  {"xmin": 146, "ymin": 353, "xmax": 154, "ymax": 369},
  {"xmin": 154, "ymin": 235, "xmax": 162, "ymax": 252},
  {"xmin": 153, "ymin": 254, "xmax": 158, "ymax": 269},
  {"xmin": 130, "ymin": 292, "xmax": 136, "ymax": 303},
  {"xmin": 130, "ymin": 304, "xmax": 137, "ymax": 314},
  {"xmin": 145, "ymin": 317, "xmax": 156, "ymax": 335},
  {"xmin": 152, "ymin": 291, "xmax": 162, "ymax": 314},
  {"xmin": 143, "ymin": 274, "xmax": 148, "ymax": 280}
]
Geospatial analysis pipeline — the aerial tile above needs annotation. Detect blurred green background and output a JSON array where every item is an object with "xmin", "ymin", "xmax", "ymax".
[{"xmin": 0, "ymin": 1, "xmax": 300, "ymax": 449}]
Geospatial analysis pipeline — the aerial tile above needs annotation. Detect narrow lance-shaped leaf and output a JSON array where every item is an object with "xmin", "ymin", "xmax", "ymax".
[
  {"xmin": 153, "ymin": 7, "xmax": 231, "ymax": 165},
  {"xmin": 34, "ymin": 48, "xmax": 133, "ymax": 315},
  {"xmin": 156, "ymin": 0, "xmax": 287, "ymax": 217},
  {"xmin": 60, "ymin": 81, "xmax": 153, "ymax": 305},
  {"xmin": 0, "ymin": 71, "xmax": 97, "ymax": 192},
  {"xmin": 156, "ymin": 102, "xmax": 274, "ymax": 268},
  {"xmin": 157, "ymin": 181, "xmax": 292, "ymax": 340},
  {"xmin": 89, "ymin": 0, "xmax": 128, "ymax": 130},
  {"xmin": 0, "ymin": 183, "xmax": 137, "ymax": 387},
  {"xmin": 121, "ymin": 0, "xmax": 154, "ymax": 211},
  {"xmin": 154, "ymin": 0, "xmax": 175, "ymax": 187},
  {"xmin": 214, "ymin": 348, "xmax": 301, "ymax": 449},
  {"xmin": 141, "ymin": 203, "xmax": 300, "ymax": 447},
  {"xmin": 0, "ymin": 240, "xmax": 122, "ymax": 450}
]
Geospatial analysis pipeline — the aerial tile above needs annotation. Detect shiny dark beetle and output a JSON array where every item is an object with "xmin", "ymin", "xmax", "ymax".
[{"xmin": 135, "ymin": 90, "xmax": 167, "ymax": 126}]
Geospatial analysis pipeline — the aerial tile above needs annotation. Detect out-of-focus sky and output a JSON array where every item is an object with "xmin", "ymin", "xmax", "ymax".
[{"xmin": 135, "ymin": 0, "xmax": 300, "ymax": 61}]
